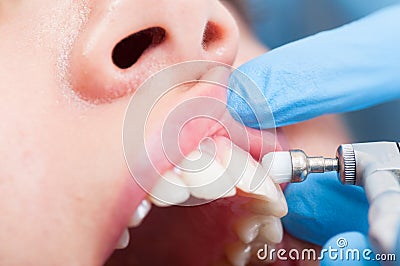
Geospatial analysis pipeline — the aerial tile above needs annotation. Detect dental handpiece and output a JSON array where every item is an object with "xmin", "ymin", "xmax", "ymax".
[{"xmin": 264, "ymin": 141, "xmax": 400, "ymax": 254}]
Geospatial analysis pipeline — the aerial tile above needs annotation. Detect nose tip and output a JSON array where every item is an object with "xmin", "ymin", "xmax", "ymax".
[{"xmin": 69, "ymin": 0, "xmax": 239, "ymax": 103}]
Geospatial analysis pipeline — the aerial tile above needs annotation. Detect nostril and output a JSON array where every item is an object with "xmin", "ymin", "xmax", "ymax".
[
  {"xmin": 202, "ymin": 21, "xmax": 223, "ymax": 51},
  {"xmin": 112, "ymin": 27, "xmax": 166, "ymax": 69}
]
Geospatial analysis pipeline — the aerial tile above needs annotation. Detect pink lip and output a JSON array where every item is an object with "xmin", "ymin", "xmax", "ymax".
[
  {"xmin": 104, "ymin": 77, "xmax": 288, "ymax": 262},
  {"xmin": 130, "ymin": 78, "xmax": 287, "ymax": 192},
  {"xmin": 127, "ymin": 79, "xmax": 287, "ymax": 199}
]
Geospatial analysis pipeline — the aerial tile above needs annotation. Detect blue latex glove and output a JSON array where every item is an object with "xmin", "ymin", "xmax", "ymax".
[
  {"xmin": 227, "ymin": 4, "xmax": 400, "ymax": 129},
  {"xmin": 282, "ymin": 173, "xmax": 369, "ymax": 246},
  {"xmin": 320, "ymin": 231, "xmax": 400, "ymax": 265},
  {"xmin": 321, "ymin": 232, "xmax": 379, "ymax": 266}
]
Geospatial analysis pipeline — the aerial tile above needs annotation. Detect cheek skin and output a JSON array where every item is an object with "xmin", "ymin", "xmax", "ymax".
[
  {"xmin": 0, "ymin": 0, "xmax": 241, "ymax": 263},
  {"xmin": 0, "ymin": 1, "xmax": 141, "ymax": 264},
  {"xmin": 0, "ymin": 94, "xmax": 140, "ymax": 264}
]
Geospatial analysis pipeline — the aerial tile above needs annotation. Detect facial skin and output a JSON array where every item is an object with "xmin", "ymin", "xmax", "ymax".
[
  {"xmin": 0, "ymin": 0, "xmax": 240, "ymax": 264},
  {"xmin": 0, "ymin": 1, "xmax": 349, "ymax": 265}
]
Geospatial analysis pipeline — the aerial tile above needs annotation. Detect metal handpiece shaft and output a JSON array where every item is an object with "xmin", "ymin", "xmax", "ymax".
[
  {"xmin": 307, "ymin": 157, "xmax": 338, "ymax": 173},
  {"xmin": 289, "ymin": 150, "xmax": 338, "ymax": 183}
]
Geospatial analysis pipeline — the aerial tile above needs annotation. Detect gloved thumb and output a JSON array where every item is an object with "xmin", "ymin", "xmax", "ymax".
[
  {"xmin": 227, "ymin": 4, "xmax": 400, "ymax": 129},
  {"xmin": 320, "ymin": 232, "xmax": 379, "ymax": 266}
]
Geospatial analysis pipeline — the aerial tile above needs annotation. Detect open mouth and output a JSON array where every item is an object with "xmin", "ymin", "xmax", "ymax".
[{"xmin": 105, "ymin": 63, "xmax": 297, "ymax": 265}]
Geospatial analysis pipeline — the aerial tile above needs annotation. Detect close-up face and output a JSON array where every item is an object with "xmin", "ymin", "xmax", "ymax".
[{"xmin": 0, "ymin": 1, "xmax": 347, "ymax": 265}]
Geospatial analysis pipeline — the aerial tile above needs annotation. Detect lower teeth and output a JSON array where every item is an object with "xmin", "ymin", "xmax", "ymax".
[
  {"xmin": 128, "ymin": 199, "xmax": 152, "ymax": 228},
  {"xmin": 115, "ymin": 229, "xmax": 130, "ymax": 250},
  {"xmin": 225, "ymin": 241, "xmax": 252, "ymax": 266},
  {"xmin": 257, "ymin": 216, "xmax": 283, "ymax": 244}
]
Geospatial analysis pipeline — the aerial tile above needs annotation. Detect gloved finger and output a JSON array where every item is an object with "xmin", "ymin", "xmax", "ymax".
[
  {"xmin": 321, "ymin": 232, "xmax": 380, "ymax": 266},
  {"xmin": 227, "ymin": 4, "xmax": 400, "ymax": 129},
  {"xmin": 282, "ymin": 172, "xmax": 369, "ymax": 245}
]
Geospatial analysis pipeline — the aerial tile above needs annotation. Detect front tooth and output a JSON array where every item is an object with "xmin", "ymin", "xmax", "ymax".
[
  {"xmin": 234, "ymin": 215, "xmax": 262, "ymax": 244},
  {"xmin": 257, "ymin": 216, "xmax": 283, "ymax": 244},
  {"xmin": 179, "ymin": 150, "xmax": 236, "ymax": 200},
  {"xmin": 128, "ymin": 199, "xmax": 152, "ymax": 227},
  {"xmin": 225, "ymin": 241, "xmax": 252, "ymax": 266},
  {"xmin": 245, "ymin": 184, "xmax": 288, "ymax": 218},
  {"xmin": 220, "ymin": 142, "xmax": 278, "ymax": 202},
  {"xmin": 149, "ymin": 170, "xmax": 190, "ymax": 207},
  {"xmin": 115, "ymin": 229, "xmax": 130, "ymax": 249},
  {"xmin": 248, "ymin": 173, "xmax": 279, "ymax": 202}
]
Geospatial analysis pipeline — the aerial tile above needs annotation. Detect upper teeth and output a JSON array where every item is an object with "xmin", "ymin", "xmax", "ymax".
[
  {"xmin": 147, "ymin": 138, "xmax": 280, "ymax": 206},
  {"xmin": 178, "ymin": 150, "xmax": 236, "ymax": 200},
  {"xmin": 219, "ymin": 141, "xmax": 279, "ymax": 202},
  {"xmin": 148, "ymin": 170, "xmax": 190, "ymax": 207}
]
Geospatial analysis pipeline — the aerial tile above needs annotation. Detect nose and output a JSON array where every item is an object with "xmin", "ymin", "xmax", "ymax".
[{"xmin": 70, "ymin": 0, "xmax": 239, "ymax": 103}]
